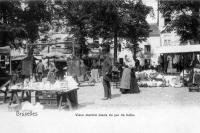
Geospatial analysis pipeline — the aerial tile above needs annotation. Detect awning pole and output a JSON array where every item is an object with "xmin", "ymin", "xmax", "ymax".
[
  {"xmin": 48, "ymin": 45, "xmax": 50, "ymax": 67},
  {"xmin": 72, "ymin": 41, "xmax": 75, "ymax": 57},
  {"xmin": 9, "ymin": 55, "xmax": 12, "ymax": 75}
]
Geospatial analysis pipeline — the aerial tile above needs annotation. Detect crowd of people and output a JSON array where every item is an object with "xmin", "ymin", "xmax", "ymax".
[
  {"xmin": 33, "ymin": 57, "xmax": 101, "ymax": 85},
  {"xmin": 9, "ymin": 46, "xmax": 141, "ymax": 101}
]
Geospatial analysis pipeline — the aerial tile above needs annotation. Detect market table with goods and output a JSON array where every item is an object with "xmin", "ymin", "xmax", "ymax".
[
  {"xmin": 135, "ymin": 70, "xmax": 183, "ymax": 88},
  {"xmin": 8, "ymin": 76, "xmax": 79, "ymax": 109}
]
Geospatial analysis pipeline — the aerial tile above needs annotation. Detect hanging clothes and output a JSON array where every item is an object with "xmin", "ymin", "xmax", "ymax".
[
  {"xmin": 173, "ymin": 55, "xmax": 179, "ymax": 64},
  {"xmin": 167, "ymin": 55, "xmax": 173, "ymax": 73}
]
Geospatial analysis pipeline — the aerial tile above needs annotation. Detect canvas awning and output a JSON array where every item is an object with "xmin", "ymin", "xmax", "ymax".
[
  {"xmin": 0, "ymin": 46, "xmax": 10, "ymax": 55},
  {"xmin": 158, "ymin": 45, "xmax": 200, "ymax": 54},
  {"xmin": 11, "ymin": 55, "xmax": 27, "ymax": 60}
]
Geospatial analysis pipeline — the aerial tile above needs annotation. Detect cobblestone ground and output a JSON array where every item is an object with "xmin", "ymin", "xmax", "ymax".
[{"xmin": 1, "ymin": 82, "xmax": 200, "ymax": 133}]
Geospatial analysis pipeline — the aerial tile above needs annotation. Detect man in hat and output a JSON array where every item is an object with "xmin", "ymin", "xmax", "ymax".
[{"xmin": 102, "ymin": 45, "xmax": 112, "ymax": 100}]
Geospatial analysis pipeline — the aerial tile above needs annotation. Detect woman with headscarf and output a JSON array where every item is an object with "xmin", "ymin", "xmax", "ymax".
[{"xmin": 120, "ymin": 55, "xmax": 140, "ymax": 94}]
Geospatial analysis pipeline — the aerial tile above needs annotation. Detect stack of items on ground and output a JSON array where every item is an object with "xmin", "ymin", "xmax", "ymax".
[{"xmin": 136, "ymin": 70, "xmax": 183, "ymax": 87}]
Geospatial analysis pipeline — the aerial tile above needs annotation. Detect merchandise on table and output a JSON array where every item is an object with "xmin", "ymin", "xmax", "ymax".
[
  {"xmin": 9, "ymin": 76, "xmax": 78, "ymax": 91},
  {"xmin": 136, "ymin": 69, "xmax": 183, "ymax": 87},
  {"xmin": 136, "ymin": 70, "xmax": 158, "ymax": 81}
]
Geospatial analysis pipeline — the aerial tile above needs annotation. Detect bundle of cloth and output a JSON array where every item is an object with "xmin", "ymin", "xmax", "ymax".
[{"xmin": 136, "ymin": 69, "xmax": 159, "ymax": 81}]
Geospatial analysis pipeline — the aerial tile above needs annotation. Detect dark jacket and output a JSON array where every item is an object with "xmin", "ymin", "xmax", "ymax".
[
  {"xmin": 36, "ymin": 62, "xmax": 44, "ymax": 74},
  {"xmin": 102, "ymin": 55, "xmax": 112, "ymax": 81}
]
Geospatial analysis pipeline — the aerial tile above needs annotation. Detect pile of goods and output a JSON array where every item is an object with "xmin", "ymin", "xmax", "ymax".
[
  {"xmin": 164, "ymin": 75, "xmax": 183, "ymax": 88},
  {"xmin": 10, "ymin": 76, "xmax": 78, "ymax": 91},
  {"xmin": 136, "ymin": 69, "xmax": 183, "ymax": 87}
]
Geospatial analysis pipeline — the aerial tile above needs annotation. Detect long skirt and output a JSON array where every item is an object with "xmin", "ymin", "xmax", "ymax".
[
  {"xmin": 120, "ymin": 68, "xmax": 140, "ymax": 94},
  {"xmin": 120, "ymin": 68, "xmax": 131, "ymax": 89},
  {"xmin": 129, "ymin": 69, "xmax": 140, "ymax": 93}
]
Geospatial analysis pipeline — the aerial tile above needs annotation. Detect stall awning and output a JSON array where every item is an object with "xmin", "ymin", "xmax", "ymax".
[
  {"xmin": 11, "ymin": 55, "xmax": 26, "ymax": 60},
  {"xmin": 158, "ymin": 45, "xmax": 200, "ymax": 54},
  {"xmin": 0, "ymin": 46, "xmax": 10, "ymax": 55}
]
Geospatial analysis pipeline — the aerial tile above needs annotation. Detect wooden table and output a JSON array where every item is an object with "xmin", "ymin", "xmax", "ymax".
[
  {"xmin": 0, "ymin": 80, "xmax": 10, "ymax": 103},
  {"xmin": 9, "ymin": 88, "xmax": 79, "ymax": 110}
]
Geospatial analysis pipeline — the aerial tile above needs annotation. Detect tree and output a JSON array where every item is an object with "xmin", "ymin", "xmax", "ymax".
[
  {"xmin": 158, "ymin": 0, "xmax": 200, "ymax": 43},
  {"xmin": 89, "ymin": 0, "xmax": 152, "ymax": 61},
  {"xmin": 120, "ymin": 0, "xmax": 152, "ymax": 60},
  {"xmin": 0, "ymin": 0, "xmax": 26, "ymax": 48},
  {"xmin": 46, "ymin": 0, "xmax": 152, "ymax": 61},
  {"xmin": 0, "ymin": 0, "xmax": 51, "ymax": 49},
  {"xmin": 55, "ymin": 0, "xmax": 94, "ymax": 58}
]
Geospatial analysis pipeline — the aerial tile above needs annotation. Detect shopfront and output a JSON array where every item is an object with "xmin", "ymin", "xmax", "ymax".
[{"xmin": 158, "ymin": 45, "xmax": 200, "ymax": 74}]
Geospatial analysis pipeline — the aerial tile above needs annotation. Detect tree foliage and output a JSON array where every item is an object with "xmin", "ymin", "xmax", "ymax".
[
  {"xmin": 159, "ymin": 0, "xmax": 200, "ymax": 43},
  {"xmin": 90, "ymin": 0, "xmax": 152, "ymax": 61},
  {"xmin": 0, "ymin": 0, "xmax": 152, "ymax": 61},
  {"xmin": 0, "ymin": 0, "xmax": 51, "ymax": 48},
  {"xmin": 57, "ymin": 0, "xmax": 152, "ymax": 60}
]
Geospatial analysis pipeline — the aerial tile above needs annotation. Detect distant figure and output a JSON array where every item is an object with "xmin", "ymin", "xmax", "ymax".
[
  {"xmin": 80, "ymin": 59, "xmax": 87, "ymax": 81},
  {"xmin": 91, "ymin": 60, "xmax": 99, "ymax": 83},
  {"xmin": 190, "ymin": 55, "xmax": 200, "ymax": 68},
  {"xmin": 36, "ymin": 60, "xmax": 45, "ymax": 82},
  {"xmin": 47, "ymin": 62, "xmax": 58, "ymax": 84},
  {"xmin": 56, "ymin": 62, "xmax": 67, "ymax": 80}
]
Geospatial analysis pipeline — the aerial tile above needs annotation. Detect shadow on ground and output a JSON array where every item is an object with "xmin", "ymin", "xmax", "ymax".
[
  {"xmin": 111, "ymin": 94, "xmax": 121, "ymax": 99},
  {"xmin": 77, "ymin": 102, "xmax": 95, "ymax": 109}
]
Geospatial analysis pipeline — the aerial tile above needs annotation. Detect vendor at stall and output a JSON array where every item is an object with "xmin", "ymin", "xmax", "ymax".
[
  {"xmin": 47, "ymin": 62, "xmax": 58, "ymax": 84},
  {"xmin": 36, "ymin": 60, "xmax": 45, "ymax": 82}
]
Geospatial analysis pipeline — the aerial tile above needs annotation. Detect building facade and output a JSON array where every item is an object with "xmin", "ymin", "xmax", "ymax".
[{"xmin": 139, "ymin": 24, "xmax": 161, "ymax": 68}]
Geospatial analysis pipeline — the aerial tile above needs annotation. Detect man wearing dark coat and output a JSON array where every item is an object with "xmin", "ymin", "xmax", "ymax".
[{"xmin": 102, "ymin": 46, "xmax": 112, "ymax": 100}]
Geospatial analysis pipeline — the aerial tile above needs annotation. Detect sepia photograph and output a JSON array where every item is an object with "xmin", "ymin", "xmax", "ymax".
[{"xmin": 0, "ymin": 0, "xmax": 200, "ymax": 133}]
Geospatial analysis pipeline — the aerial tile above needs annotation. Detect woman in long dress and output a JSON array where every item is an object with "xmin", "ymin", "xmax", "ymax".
[{"xmin": 120, "ymin": 55, "xmax": 140, "ymax": 94}]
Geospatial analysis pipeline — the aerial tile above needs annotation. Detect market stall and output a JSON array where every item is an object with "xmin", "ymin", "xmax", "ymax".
[
  {"xmin": 9, "ymin": 76, "xmax": 79, "ymax": 110},
  {"xmin": 0, "ymin": 46, "xmax": 11, "ymax": 103},
  {"xmin": 158, "ymin": 45, "xmax": 200, "ymax": 74}
]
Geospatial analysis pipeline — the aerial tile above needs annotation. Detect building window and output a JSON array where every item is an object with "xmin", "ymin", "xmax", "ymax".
[
  {"xmin": 167, "ymin": 40, "xmax": 171, "ymax": 45},
  {"xmin": 164, "ymin": 39, "xmax": 171, "ymax": 46},
  {"xmin": 144, "ymin": 45, "xmax": 151, "ymax": 53},
  {"xmin": 164, "ymin": 40, "xmax": 168, "ymax": 46}
]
